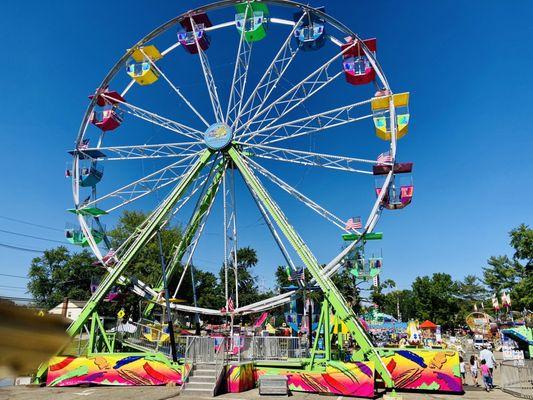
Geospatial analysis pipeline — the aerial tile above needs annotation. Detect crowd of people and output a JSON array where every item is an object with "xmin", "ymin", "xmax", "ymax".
[{"xmin": 459, "ymin": 344, "xmax": 497, "ymax": 392}]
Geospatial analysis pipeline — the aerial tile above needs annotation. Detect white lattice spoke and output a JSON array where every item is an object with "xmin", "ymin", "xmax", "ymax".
[
  {"xmin": 77, "ymin": 142, "xmax": 204, "ymax": 162},
  {"xmin": 238, "ymin": 99, "xmax": 378, "ymax": 145},
  {"xmin": 234, "ymin": 13, "xmax": 306, "ymax": 130},
  {"xmin": 139, "ymin": 47, "xmax": 210, "ymax": 127},
  {"xmin": 192, "ymin": 18, "xmax": 224, "ymax": 123},
  {"xmin": 236, "ymin": 42, "xmax": 356, "ymax": 141},
  {"xmin": 244, "ymin": 155, "xmax": 350, "ymax": 232},
  {"xmin": 103, "ymin": 95, "xmax": 204, "ymax": 140},
  {"xmin": 80, "ymin": 152, "xmax": 206, "ymax": 213},
  {"xmin": 225, "ymin": 4, "xmax": 253, "ymax": 126},
  {"xmin": 241, "ymin": 143, "xmax": 383, "ymax": 174}
]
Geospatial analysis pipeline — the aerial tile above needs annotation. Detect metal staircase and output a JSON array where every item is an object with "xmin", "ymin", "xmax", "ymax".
[{"xmin": 180, "ymin": 337, "xmax": 226, "ymax": 397}]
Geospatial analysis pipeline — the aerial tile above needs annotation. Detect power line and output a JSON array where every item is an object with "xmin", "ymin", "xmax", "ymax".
[
  {"xmin": 0, "ymin": 273, "xmax": 28, "ymax": 279},
  {"xmin": 0, "ymin": 285, "xmax": 27, "ymax": 290},
  {"xmin": 0, "ymin": 242, "xmax": 45, "ymax": 253},
  {"xmin": 0, "ymin": 215, "xmax": 63, "ymax": 232},
  {"xmin": 0, "ymin": 228, "xmax": 71, "ymax": 246}
]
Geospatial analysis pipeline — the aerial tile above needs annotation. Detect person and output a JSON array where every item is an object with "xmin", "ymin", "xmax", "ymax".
[
  {"xmin": 469, "ymin": 354, "xmax": 479, "ymax": 386},
  {"xmin": 459, "ymin": 356, "xmax": 466, "ymax": 385},
  {"xmin": 479, "ymin": 344, "xmax": 497, "ymax": 376},
  {"xmin": 480, "ymin": 359, "xmax": 493, "ymax": 392}
]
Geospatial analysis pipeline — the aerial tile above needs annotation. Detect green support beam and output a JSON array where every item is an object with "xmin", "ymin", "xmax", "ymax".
[
  {"xmin": 228, "ymin": 147, "xmax": 393, "ymax": 387},
  {"xmin": 35, "ymin": 150, "xmax": 213, "ymax": 381},
  {"xmin": 144, "ymin": 162, "xmax": 225, "ymax": 317}
]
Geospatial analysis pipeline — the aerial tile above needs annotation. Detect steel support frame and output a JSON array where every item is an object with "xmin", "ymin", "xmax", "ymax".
[
  {"xmin": 66, "ymin": 149, "xmax": 213, "ymax": 339},
  {"xmin": 144, "ymin": 161, "xmax": 225, "ymax": 317},
  {"xmin": 228, "ymin": 146, "xmax": 393, "ymax": 387}
]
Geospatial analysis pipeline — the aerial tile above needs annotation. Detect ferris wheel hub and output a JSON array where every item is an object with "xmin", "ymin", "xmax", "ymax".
[{"xmin": 203, "ymin": 122, "xmax": 233, "ymax": 150}]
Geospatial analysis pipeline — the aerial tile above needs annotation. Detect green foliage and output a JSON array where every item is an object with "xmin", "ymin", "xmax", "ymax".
[
  {"xmin": 27, "ymin": 247, "xmax": 100, "ymax": 309},
  {"xmin": 483, "ymin": 224, "xmax": 532, "ymax": 310},
  {"xmin": 108, "ymin": 211, "xmax": 184, "ymax": 287},
  {"xmin": 411, "ymin": 273, "xmax": 460, "ymax": 328},
  {"xmin": 510, "ymin": 223, "xmax": 533, "ymax": 267},
  {"xmin": 219, "ymin": 246, "xmax": 271, "ymax": 306}
]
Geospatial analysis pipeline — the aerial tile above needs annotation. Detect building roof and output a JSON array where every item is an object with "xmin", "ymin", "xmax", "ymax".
[{"xmin": 51, "ymin": 300, "xmax": 87, "ymax": 310}]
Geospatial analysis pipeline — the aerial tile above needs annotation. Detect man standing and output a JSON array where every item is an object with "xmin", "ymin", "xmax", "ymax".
[{"xmin": 479, "ymin": 344, "xmax": 497, "ymax": 386}]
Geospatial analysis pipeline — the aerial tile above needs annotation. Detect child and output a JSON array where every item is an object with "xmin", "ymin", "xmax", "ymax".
[
  {"xmin": 459, "ymin": 356, "xmax": 466, "ymax": 385},
  {"xmin": 480, "ymin": 359, "xmax": 493, "ymax": 392},
  {"xmin": 469, "ymin": 354, "xmax": 479, "ymax": 386}
]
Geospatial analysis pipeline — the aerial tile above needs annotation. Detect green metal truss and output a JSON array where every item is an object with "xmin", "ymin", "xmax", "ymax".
[
  {"xmin": 144, "ymin": 161, "xmax": 225, "ymax": 317},
  {"xmin": 228, "ymin": 146, "xmax": 393, "ymax": 387},
  {"xmin": 35, "ymin": 149, "xmax": 213, "ymax": 381}
]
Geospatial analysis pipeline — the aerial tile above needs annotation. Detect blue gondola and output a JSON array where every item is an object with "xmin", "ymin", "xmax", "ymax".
[{"xmin": 293, "ymin": 7, "xmax": 326, "ymax": 51}]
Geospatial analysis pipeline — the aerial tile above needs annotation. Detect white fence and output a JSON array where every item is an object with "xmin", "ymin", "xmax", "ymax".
[{"xmin": 500, "ymin": 360, "xmax": 533, "ymax": 399}]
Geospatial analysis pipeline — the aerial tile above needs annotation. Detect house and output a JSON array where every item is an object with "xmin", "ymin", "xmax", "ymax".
[{"xmin": 49, "ymin": 299, "xmax": 87, "ymax": 321}]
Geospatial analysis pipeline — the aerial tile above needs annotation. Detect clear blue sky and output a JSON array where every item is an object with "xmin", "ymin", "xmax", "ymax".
[{"xmin": 0, "ymin": 0, "xmax": 532, "ymax": 300}]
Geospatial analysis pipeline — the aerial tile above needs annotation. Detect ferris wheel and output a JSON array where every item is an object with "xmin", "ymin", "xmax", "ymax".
[{"xmin": 65, "ymin": 0, "xmax": 413, "ymax": 384}]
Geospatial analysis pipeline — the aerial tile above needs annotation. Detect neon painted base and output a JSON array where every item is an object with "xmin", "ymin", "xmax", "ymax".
[
  {"xmin": 226, "ymin": 363, "xmax": 255, "ymax": 393},
  {"xmin": 380, "ymin": 348, "xmax": 463, "ymax": 393},
  {"xmin": 46, "ymin": 354, "xmax": 182, "ymax": 387},
  {"xmin": 253, "ymin": 361, "xmax": 375, "ymax": 398}
]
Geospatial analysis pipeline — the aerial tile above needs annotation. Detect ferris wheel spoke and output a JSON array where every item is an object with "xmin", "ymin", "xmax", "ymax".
[
  {"xmin": 80, "ymin": 152, "xmax": 206, "ymax": 213},
  {"xmin": 244, "ymin": 155, "xmax": 353, "ymax": 233},
  {"xmin": 234, "ymin": 12, "xmax": 306, "ymax": 131},
  {"xmin": 225, "ymin": 3, "xmax": 253, "ymax": 126},
  {"xmin": 242, "ymin": 143, "xmax": 383, "ymax": 174},
  {"xmin": 138, "ymin": 47, "xmax": 210, "ymax": 128},
  {"xmin": 191, "ymin": 18, "xmax": 224, "ymax": 123},
  {"xmin": 235, "ymin": 42, "xmax": 356, "ymax": 141},
  {"xmin": 76, "ymin": 142, "xmax": 204, "ymax": 162},
  {"xmin": 104, "ymin": 95, "xmax": 204, "ymax": 140},
  {"xmin": 238, "ymin": 99, "xmax": 378, "ymax": 145}
]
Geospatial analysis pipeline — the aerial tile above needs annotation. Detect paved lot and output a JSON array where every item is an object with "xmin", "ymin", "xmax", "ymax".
[{"xmin": 0, "ymin": 385, "xmax": 517, "ymax": 400}]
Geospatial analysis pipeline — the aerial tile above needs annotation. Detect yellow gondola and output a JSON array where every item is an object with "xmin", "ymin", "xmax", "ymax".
[
  {"xmin": 371, "ymin": 92, "xmax": 410, "ymax": 141},
  {"xmin": 126, "ymin": 45, "xmax": 162, "ymax": 86}
]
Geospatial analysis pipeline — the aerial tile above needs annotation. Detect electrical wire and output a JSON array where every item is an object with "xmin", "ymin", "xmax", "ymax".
[
  {"xmin": 0, "ymin": 273, "xmax": 28, "ymax": 279},
  {"xmin": 0, "ymin": 228, "xmax": 72, "ymax": 246},
  {"xmin": 0, "ymin": 242, "xmax": 45, "ymax": 253},
  {"xmin": 0, "ymin": 215, "xmax": 63, "ymax": 232}
]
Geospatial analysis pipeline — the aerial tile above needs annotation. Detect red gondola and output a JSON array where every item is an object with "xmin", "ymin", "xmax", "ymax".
[
  {"xmin": 342, "ymin": 38, "xmax": 376, "ymax": 85},
  {"xmin": 89, "ymin": 90, "xmax": 124, "ymax": 132},
  {"xmin": 178, "ymin": 13, "xmax": 213, "ymax": 54},
  {"xmin": 374, "ymin": 161, "xmax": 414, "ymax": 210}
]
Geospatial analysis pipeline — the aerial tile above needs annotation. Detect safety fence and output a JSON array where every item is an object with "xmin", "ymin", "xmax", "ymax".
[
  {"xmin": 118, "ymin": 324, "xmax": 306, "ymax": 364},
  {"xmin": 227, "ymin": 336, "xmax": 307, "ymax": 362},
  {"xmin": 119, "ymin": 321, "xmax": 188, "ymax": 357},
  {"xmin": 500, "ymin": 360, "xmax": 533, "ymax": 399}
]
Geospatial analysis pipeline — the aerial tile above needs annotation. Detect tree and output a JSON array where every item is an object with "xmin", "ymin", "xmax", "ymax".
[
  {"xmin": 27, "ymin": 247, "xmax": 100, "ymax": 309},
  {"xmin": 510, "ymin": 223, "xmax": 533, "ymax": 269},
  {"xmin": 483, "ymin": 224, "xmax": 532, "ymax": 310},
  {"xmin": 219, "ymin": 246, "xmax": 266, "ymax": 307},
  {"xmin": 411, "ymin": 273, "xmax": 460, "ymax": 329},
  {"xmin": 108, "ymin": 211, "xmax": 185, "ymax": 289},
  {"xmin": 456, "ymin": 275, "xmax": 487, "ymax": 302},
  {"xmin": 381, "ymin": 289, "xmax": 417, "ymax": 322}
]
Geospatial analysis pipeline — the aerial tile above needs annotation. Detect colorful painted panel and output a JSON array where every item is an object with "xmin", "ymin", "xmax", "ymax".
[
  {"xmin": 46, "ymin": 354, "xmax": 182, "ymax": 387},
  {"xmin": 254, "ymin": 361, "xmax": 374, "ymax": 398},
  {"xmin": 380, "ymin": 348, "xmax": 462, "ymax": 392},
  {"xmin": 226, "ymin": 363, "xmax": 254, "ymax": 393}
]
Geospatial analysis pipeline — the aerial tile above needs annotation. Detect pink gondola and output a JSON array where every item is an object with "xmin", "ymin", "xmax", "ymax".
[
  {"xmin": 88, "ymin": 90, "xmax": 125, "ymax": 132},
  {"xmin": 178, "ymin": 13, "xmax": 213, "ymax": 54},
  {"xmin": 342, "ymin": 38, "xmax": 376, "ymax": 85}
]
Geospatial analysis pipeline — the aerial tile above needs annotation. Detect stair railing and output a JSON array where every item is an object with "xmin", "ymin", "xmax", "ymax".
[{"xmin": 212, "ymin": 337, "xmax": 226, "ymax": 396}]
